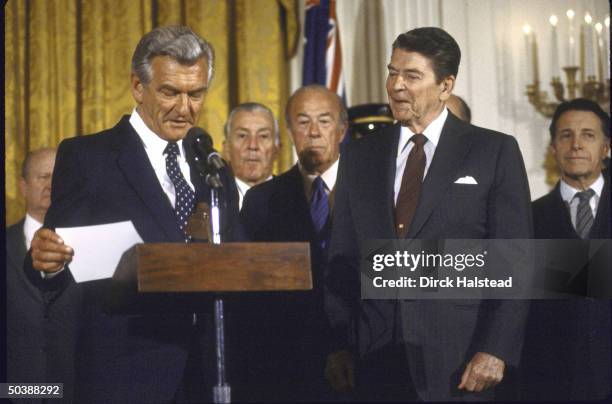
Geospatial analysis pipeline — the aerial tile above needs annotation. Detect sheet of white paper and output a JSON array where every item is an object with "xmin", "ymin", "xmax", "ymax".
[{"xmin": 56, "ymin": 221, "xmax": 143, "ymax": 283}]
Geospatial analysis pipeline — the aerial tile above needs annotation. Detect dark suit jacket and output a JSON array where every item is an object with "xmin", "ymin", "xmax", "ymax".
[
  {"xmin": 521, "ymin": 178, "xmax": 611, "ymax": 400},
  {"xmin": 24, "ymin": 116, "xmax": 241, "ymax": 403},
  {"xmin": 532, "ymin": 180, "xmax": 610, "ymax": 239},
  {"xmin": 7, "ymin": 220, "xmax": 45, "ymax": 404},
  {"xmin": 7, "ymin": 220, "xmax": 79, "ymax": 404},
  {"xmin": 234, "ymin": 165, "xmax": 333, "ymax": 401},
  {"xmin": 327, "ymin": 112, "xmax": 532, "ymax": 401}
]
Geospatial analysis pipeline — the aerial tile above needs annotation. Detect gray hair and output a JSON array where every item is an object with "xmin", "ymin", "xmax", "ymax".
[
  {"xmin": 131, "ymin": 25, "xmax": 215, "ymax": 85},
  {"xmin": 285, "ymin": 84, "xmax": 348, "ymax": 129},
  {"xmin": 224, "ymin": 103, "xmax": 280, "ymax": 146}
]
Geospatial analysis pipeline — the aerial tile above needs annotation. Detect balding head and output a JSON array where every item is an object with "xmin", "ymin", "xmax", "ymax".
[
  {"xmin": 285, "ymin": 85, "xmax": 348, "ymax": 174},
  {"xmin": 446, "ymin": 94, "xmax": 471, "ymax": 123},
  {"xmin": 20, "ymin": 148, "xmax": 57, "ymax": 223}
]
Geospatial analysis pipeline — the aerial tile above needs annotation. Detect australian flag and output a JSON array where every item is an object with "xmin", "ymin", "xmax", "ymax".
[{"xmin": 302, "ymin": 0, "xmax": 345, "ymax": 97}]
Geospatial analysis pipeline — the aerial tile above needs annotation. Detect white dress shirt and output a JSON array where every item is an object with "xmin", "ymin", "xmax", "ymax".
[
  {"xmin": 129, "ymin": 109, "xmax": 194, "ymax": 208},
  {"xmin": 559, "ymin": 174, "xmax": 603, "ymax": 229},
  {"xmin": 393, "ymin": 108, "xmax": 448, "ymax": 205},
  {"xmin": 47, "ymin": 110, "xmax": 196, "ymax": 279},
  {"xmin": 235, "ymin": 176, "xmax": 273, "ymax": 211},
  {"xmin": 24, "ymin": 213, "xmax": 43, "ymax": 250}
]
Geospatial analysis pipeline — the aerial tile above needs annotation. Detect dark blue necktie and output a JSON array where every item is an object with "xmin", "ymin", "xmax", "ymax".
[
  {"xmin": 310, "ymin": 176, "xmax": 330, "ymax": 248},
  {"xmin": 164, "ymin": 142, "xmax": 195, "ymax": 241}
]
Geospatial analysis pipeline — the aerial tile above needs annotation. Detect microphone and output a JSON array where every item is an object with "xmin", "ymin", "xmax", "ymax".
[
  {"xmin": 185, "ymin": 127, "xmax": 225, "ymax": 188},
  {"xmin": 186, "ymin": 127, "xmax": 226, "ymax": 170}
]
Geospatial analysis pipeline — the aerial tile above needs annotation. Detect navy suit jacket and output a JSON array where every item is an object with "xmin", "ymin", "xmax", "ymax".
[
  {"xmin": 7, "ymin": 220, "xmax": 46, "ymax": 404},
  {"xmin": 8, "ymin": 220, "xmax": 79, "ymax": 404},
  {"xmin": 327, "ymin": 112, "xmax": 532, "ymax": 400},
  {"xmin": 532, "ymin": 180, "xmax": 610, "ymax": 239},
  {"xmin": 24, "ymin": 116, "xmax": 241, "ymax": 403},
  {"xmin": 521, "ymin": 178, "xmax": 611, "ymax": 400},
  {"xmin": 235, "ymin": 164, "xmax": 333, "ymax": 401}
]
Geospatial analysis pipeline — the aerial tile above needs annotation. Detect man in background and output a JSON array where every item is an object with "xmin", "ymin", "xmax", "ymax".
[
  {"xmin": 237, "ymin": 84, "xmax": 347, "ymax": 401},
  {"xmin": 521, "ymin": 98, "xmax": 611, "ymax": 400},
  {"xmin": 7, "ymin": 147, "xmax": 78, "ymax": 403},
  {"xmin": 7, "ymin": 148, "xmax": 56, "ymax": 381},
  {"xmin": 446, "ymin": 94, "xmax": 471, "ymax": 123},
  {"xmin": 223, "ymin": 102, "xmax": 279, "ymax": 209}
]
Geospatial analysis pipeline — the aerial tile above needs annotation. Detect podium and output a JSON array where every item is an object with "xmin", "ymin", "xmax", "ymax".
[
  {"xmin": 112, "ymin": 242, "xmax": 312, "ymax": 402},
  {"xmin": 113, "ymin": 242, "xmax": 312, "ymax": 292}
]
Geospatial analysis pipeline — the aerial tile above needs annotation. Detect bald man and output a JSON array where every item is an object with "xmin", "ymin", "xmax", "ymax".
[
  {"xmin": 446, "ymin": 94, "xmax": 471, "ymax": 123},
  {"xmin": 6, "ymin": 148, "xmax": 78, "ymax": 401}
]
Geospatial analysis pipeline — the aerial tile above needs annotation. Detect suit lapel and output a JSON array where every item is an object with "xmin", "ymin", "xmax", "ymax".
[
  {"xmin": 364, "ymin": 125, "xmax": 400, "ymax": 238},
  {"xmin": 551, "ymin": 183, "xmax": 580, "ymax": 238},
  {"xmin": 111, "ymin": 118, "xmax": 184, "ymax": 242},
  {"xmin": 7, "ymin": 221, "xmax": 27, "ymax": 271},
  {"xmin": 591, "ymin": 178, "xmax": 611, "ymax": 238},
  {"xmin": 407, "ymin": 114, "xmax": 474, "ymax": 238},
  {"xmin": 285, "ymin": 165, "xmax": 315, "ymax": 239}
]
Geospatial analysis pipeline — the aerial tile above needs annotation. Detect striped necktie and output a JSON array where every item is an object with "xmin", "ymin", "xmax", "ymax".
[{"xmin": 574, "ymin": 189, "xmax": 595, "ymax": 239}]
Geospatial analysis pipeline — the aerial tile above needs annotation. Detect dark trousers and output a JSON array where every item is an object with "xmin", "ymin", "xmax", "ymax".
[{"xmin": 355, "ymin": 345, "xmax": 419, "ymax": 402}]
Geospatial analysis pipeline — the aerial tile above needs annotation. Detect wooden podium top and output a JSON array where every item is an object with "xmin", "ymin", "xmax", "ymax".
[{"xmin": 114, "ymin": 242, "xmax": 312, "ymax": 293}]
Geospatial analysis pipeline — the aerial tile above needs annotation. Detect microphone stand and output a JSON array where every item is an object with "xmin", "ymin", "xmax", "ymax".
[{"xmin": 207, "ymin": 172, "xmax": 231, "ymax": 403}]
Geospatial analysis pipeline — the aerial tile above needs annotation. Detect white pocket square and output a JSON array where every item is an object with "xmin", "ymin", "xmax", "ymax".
[{"xmin": 454, "ymin": 176, "xmax": 478, "ymax": 185}]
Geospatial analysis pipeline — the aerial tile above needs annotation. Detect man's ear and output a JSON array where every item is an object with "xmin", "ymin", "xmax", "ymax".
[
  {"xmin": 549, "ymin": 142, "xmax": 557, "ymax": 158},
  {"xmin": 439, "ymin": 76, "xmax": 455, "ymax": 102},
  {"xmin": 338, "ymin": 121, "xmax": 348, "ymax": 144},
  {"xmin": 222, "ymin": 139, "xmax": 230, "ymax": 161},
  {"xmin": 602, "ymin": 141, "xmax": 610, "ymax": 160},
  {"xmin": 131, "ymin": 73, "xmax": 144, "ymax": 104}
]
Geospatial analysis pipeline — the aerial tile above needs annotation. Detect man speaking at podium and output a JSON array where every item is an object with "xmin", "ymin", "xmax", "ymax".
[{"xmin": 26, "ymin": 26, "xmax": 240, "ymax": 403}]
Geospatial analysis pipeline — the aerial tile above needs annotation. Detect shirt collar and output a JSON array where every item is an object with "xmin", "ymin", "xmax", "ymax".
[
  {"xmin": 559, "ymin": 174, "xmax": 604, "ymax": 203},
  {"xmin": 299, "ymin": 157, "xmax": 340, "ymax": 197},
  {"xmin": 234, "ymin": 177, "xmax": 251, "ymax": 196},
  {"xmin": 398, "ymin": 107, "xmax": 447, "ymax": 154},
  {"xmin": 129, "ymin": 108, "xmax": 187, "ymax": 159},
  {"xmin": 23, "ymin": 213, "xmax": 43, "ymax": 250}
]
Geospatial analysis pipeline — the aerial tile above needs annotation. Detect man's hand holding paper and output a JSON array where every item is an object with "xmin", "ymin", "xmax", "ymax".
[{"xmin": 31, "ymin": 227, "xmax": 73, "ymax": 273}]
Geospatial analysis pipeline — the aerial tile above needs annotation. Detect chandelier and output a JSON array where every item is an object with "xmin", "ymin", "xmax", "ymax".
[{"xmin": 524, "ymin": 10, "xmax": 610, "ymax": 118}]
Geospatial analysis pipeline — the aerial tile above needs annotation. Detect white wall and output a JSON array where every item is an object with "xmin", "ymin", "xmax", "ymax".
[{"xmin": 290, "ymin": 0, "xmax": 610, "ymax": 199}]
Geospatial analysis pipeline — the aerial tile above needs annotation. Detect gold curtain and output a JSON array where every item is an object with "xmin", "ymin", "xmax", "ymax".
[{"xmin": 5, "ymin": 0, "xmax": 298, "ymax": 226}]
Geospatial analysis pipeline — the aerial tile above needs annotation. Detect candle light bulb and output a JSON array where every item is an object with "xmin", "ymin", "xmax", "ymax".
[
  {"xmin": 605, "ymin": 16, "xmax": 610, "ymax": 28},
  {"xmin": 522, "ymin": 24, "xmax": 531, "ymax": 35},
  {"xmin": 567, "ymin": 9, "xmax": 575, "ymax": 20},
  {"xmin": 549, "ymin": 15, "xmax": 558, "ymax": 26},
  {"xmin": 585, "ymin": 13, "xmax": 593, "ymax": 25},
  {"xmin": 595, "ymin": 22, "xmax": 603, "ymax": 33}
]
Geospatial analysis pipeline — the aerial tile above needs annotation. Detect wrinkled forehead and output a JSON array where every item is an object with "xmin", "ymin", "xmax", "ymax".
[
  {"xmin": 28, "ymin": 151, "xmax": 56, "ymax": 171},
  {"xmin": 292, "ymin": 89, "xmax": 341, "ymax": 117},
  {"xmin": 232, "ymin": 109, "xmax": 275, "ymax": 129}
]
